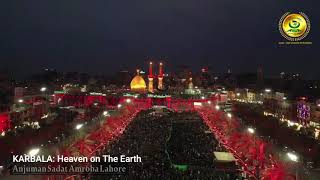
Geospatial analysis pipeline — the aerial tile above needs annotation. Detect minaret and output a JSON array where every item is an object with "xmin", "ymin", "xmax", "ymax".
[
  {"xmin": 158, "ymin": 62, "xmax": 164, "ymax": 90},
  {"xmin": 148, "ymin": 62, "xmax": 154, "ymax": 92},
  {"xmin": 188, "ymin": 77, "xmax": 194, "ymax": 89}
]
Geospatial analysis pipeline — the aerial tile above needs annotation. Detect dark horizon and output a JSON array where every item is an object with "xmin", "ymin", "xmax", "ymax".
[{"xmin": 1, "ymin": 1, "xmax": 319, "ymax": 79}]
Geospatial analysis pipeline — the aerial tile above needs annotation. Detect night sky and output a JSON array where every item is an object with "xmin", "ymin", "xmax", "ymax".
[{"xmin": 0, "ymin": 1, "xmax": 318, "ymax": 79}]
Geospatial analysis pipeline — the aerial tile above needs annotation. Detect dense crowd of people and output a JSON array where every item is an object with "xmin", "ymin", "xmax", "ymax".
[
  {"xmin": 92, "ymin": 109, "xmax": 242, "ymax": 179},
  {"xmin": 168, "ymin": 112, "xmax": 218, "ymax": 166}
]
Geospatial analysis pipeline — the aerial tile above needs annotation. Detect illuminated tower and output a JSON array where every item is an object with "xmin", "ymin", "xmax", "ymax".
[
  {"xmin": 148, "ymin": 62, "xmax": 154, "ymax": 93},
  {"xmin": 188, "ymin": 77, "xmax": 194, "ymax": 89},
  {"xmin": 158, "ymin": 62, "xmax": 164, "ymax": 90}
]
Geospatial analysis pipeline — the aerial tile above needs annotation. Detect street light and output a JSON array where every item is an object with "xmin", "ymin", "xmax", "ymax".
[
  {"xmin": 75, "ymin": 124, "xmax": 83, "ymax": 130},
  {"xmin": 247, "ymin": 127, "xmax": 255, "ymax": 134},
  {"xmin": 103, "ymin": 111, "xmax": 109, "ymax": 117},
  {"xmin": 40, "ymin": 87, "xmax": 47, "ymax": 92},
  {"xmin": 265, "ymin": 89, "xmax": 271, "ymax": 93},
  {"xmin": 28, "ymin": 148, "xmax": 40, "ymax": 156},
  {"xmin": 287, "ymin": 152, "xmax": 299, "ymax": 162}
]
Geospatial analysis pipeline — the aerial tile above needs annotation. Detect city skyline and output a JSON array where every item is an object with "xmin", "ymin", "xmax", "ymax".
[
  {"xmin": 1, "ymin": 1, "xmax": 320, "ymax": 179},
  {"xmin": 0, "ymin": 1, "xmax": 319, "ymax": 79}
]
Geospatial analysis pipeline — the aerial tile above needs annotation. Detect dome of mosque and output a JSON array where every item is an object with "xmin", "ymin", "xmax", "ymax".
[{"xmin": 130, "ymin": 74, "xmax": 146, "ymax": 92}]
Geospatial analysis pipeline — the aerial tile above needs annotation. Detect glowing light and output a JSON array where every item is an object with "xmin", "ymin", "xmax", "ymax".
[
  {"xmin": 207, "ymin": 101, "xmax": 211, "ymax": 104},
  {"xmin": 247, "ymin": 128, "xmax": 255, "ymax": 134},
  {"xmin": 201, "ymin": 96, "xmax": 205, "ymax": 99},
  {"xmin": 283, "ymin": 97, "xmax": 287, "ymax": 100},
  {"xmin": 103, "ymin": 111, "xmax": 109, "ymax": 117},
  {"xmin": 236, "ymin": 93, "xmax": 240, "ymax": 96},
  {"xmin": 194, "ymin": 102, "xmax": 202, "ymax": 106},
  {"xmin": 287, "ymin": 121, "xmax": 295, "ymax": 127},
  {"xmin": 90, "ymin": 92, "xmax": 104, "ymax": 96},
  {"xmin": 1, "ymin": 132, "xmax": 5, "ymax": 136},
  {"xmin": 227, "ymin": 113, "xmax": 232, "ymax": 118},
  {"xmin": 215, "ymin": 105, "xmax": 220, "ymax": 110},
  {"xmin": 265, "ymin": 89, "xmax": 271, "ymax": 93},
  {"xmin": 41, "ymin": 114, "xmax": 48, "ymax": 119},
  {"xmin": 18, "ymin": 99, "xmax": 24, "ymax": 103},
  {"xmin": 75, "ymin": 124, "xmax": 83, "ymax": 130},
  {"xmin": 287, "ymin": 152, "xmax": 298, "ymax": 162},
  {"xmin": 40, "ymin": 87, "xmax": 47, "ymax": 92},
  {"xmin": 315, "ymin": 129, "xmax": 320, "ymax": 139},
  {"xmin": 117, "ymin": 104, "xmax": 122, "ymax": 108},
  {"xmin": 28, "ymin": 148, "xmax": 40, "ymax": 156},
  {"xmin": 126, "ymin": 99, "xmax": 132, "ymax": 103}
]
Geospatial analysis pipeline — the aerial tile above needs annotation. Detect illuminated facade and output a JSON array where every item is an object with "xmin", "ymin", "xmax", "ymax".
[
  {"xmin": 188, "ymin": 77, "xmax": 194, "ymax": 89},
  {"xmin": 130, "ymin": 69, "xmax": 147, "ymax": 92},
  {"xmin": 130, "ymin": 62, "xmax": 163, "ymax": 93},
  {"xmin": 158, "ymin": 62, "xmax": 164, "ymax": 90},
  {"xmin": 185, "ymin": 77, "xmax": 201, "ymax": 95},
  {"xmin": 148, "ymin": 62, "xmax": 154, "ymax": 93}
]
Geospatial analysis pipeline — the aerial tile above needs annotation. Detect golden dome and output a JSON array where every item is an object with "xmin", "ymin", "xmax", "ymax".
[{"xmin": 130, "ymin": 74, "xmax": 146, "ymax": 92}]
